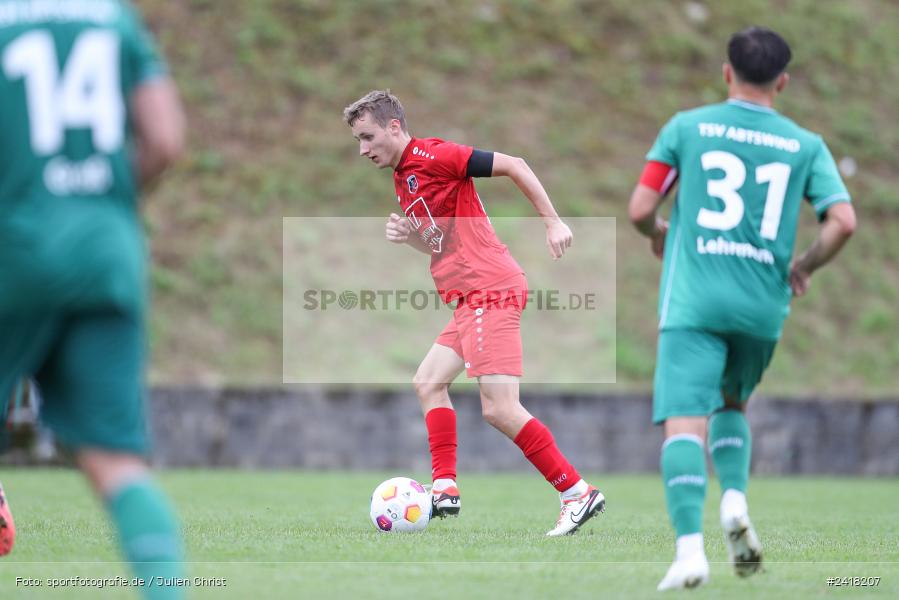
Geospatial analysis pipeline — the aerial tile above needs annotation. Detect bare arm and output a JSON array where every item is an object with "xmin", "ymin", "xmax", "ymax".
[
  {"xmin": 130, "ymin": 78, "xmax": 186, "ymax": 188},
  {"xmin": 790, "ymin": 202, "xmax": 856, "ymax": 296},
  {"xmin": 628, "ymin": 183, "xmax": 668, "ymax": 259},
  {"xmin": 491, "ymin": 153, "xmax": 572, "ymax": 259}
]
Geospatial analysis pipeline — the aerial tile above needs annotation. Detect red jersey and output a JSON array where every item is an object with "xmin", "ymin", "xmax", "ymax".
[{"xmin": 393, "ymin": 137, "xmax": 524, "ymax": 302}]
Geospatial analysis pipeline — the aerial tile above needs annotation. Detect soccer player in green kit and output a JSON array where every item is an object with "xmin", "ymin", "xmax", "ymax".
[
  {"xmin": 0, "ymin": 1, "xmax": 186, "ymax": 597},
  {"xmin": 629, "ymin": 27, "xmax": 856, "ymax": 590}
]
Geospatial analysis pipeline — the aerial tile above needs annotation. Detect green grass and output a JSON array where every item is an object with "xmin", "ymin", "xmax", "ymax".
[
  {"xmin": 135, "ymin": 0, "xmax": 899, "ymax": 395},
  {"xmin": 0, "ymin": 469, "xmax": 896, "ymax": 598}
]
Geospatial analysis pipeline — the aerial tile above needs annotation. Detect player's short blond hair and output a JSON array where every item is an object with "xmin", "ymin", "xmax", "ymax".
[{"xmin": 343, "ymin": 89, "xmax": 407, "ymax": 131}]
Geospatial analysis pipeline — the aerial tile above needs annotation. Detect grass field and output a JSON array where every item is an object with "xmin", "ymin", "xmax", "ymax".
[{"xmin": 0, "ymin": 470, "xmax": 895, "ymax": 598}]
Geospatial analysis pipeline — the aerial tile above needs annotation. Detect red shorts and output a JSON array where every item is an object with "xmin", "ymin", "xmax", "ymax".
[{"xmin": 435, "ymin": 274, "xmax": 527, "ymax": 378}]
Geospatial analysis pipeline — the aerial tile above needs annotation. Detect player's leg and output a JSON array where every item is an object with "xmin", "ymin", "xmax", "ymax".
[
  {"xmin": 37, "ymin": 311, "xmax": 184, "ymax": 599},
  {"xmin": 463, "ymin": 283, "xmax": 532, "ymax": 439},
  {"xmin": 477, "ymin": 374, "xmax": 530, "ymax": 437},
  {"xmin": 77, "ymin": 450, "xmax": 184, "ymax": 592},
  {"xmin": 412, "ymin": 342, "xmax": 465, "ymax": 415},
  {"xmin": 654, "ymin": 329, "xmax": 728, "ymax": 591},
  {"xmin": 657, "ymin": 417, "xmax": 710, "ymax": 590},
  {"xmin": 413, "ymin": 338, "xmax": 465, "ymax": 517},
  {"xmin": 465, "ymin": 278, "xmax": 604, "ymax": 535},
  {"xmin": 709, "ymin": 395, "xmax": 751, "ymax": 503},
  {"xmin": 709, "ymin": 334, "xmax": 776, "ymax": 577},
  {"xmin": 478, "ymin": 375, "xmax": 605, "ymax": 536},
  {"xmin": 709, "ymin": 398, "xmax": 762, "ymax": 577}
]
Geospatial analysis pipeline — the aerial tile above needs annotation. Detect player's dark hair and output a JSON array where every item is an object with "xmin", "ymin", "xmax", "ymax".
[
  {"xmin": 727, "ymin": 27, "xmax": 792, "ymax": 86},
  {"xmin": 343, "ymin": 89, "xmax": 407, "ymax": 131}
]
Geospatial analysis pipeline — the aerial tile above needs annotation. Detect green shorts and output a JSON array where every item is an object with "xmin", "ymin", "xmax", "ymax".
[
  {"xmin": 0, "ymin": 310, "xmax": 149, "ymax": 454},
  {"xmin": 652, "ymin": 328, "xmax": 777, "ymax": 424}
]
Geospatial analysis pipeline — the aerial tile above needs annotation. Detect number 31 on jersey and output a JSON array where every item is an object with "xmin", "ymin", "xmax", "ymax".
[{"xmin": 699, "ymin": 150, "xmax": 791, "ymax": 241}]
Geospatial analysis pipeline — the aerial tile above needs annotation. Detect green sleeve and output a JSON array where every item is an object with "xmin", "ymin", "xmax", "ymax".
[
  {"xmin": 646, "ymin": 113, "xmax": 681, "ymax": 168},
  {"xmin": 121, "ymin": 1, "xmax": 168, "ymax": 88},
  {"xmin": 805, "ymin": 137, "xmax": 851, "ymax": 220}
]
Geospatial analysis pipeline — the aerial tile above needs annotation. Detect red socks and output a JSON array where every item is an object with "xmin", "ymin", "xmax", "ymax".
[
  {"xmin": 425, "ymin": 411, "xmax": 579, "ymax": 493},
  {"xmin": 425, "ymin": 407, "xmax": 457, "ymax": 481},
  {"xmin": 514, "ymin": 418, "xmax": 580, "ymax": 492}
]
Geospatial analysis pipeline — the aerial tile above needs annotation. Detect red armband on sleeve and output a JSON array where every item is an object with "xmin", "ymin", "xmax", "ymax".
[{"xmin": 639, "ymin": 161, "xmax": 678, "ymax": 196}]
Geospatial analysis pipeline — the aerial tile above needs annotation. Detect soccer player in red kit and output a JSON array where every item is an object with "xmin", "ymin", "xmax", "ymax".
[{"xmin": 344, "ymin": 90, "xmax": 605, "ymax": 535}]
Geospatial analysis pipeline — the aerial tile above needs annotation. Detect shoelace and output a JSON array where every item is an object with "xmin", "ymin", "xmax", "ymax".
[
  {"xmin": 554, "ymin": 491, "xmax": 589, "ymax": 526},
  {"xmin": 554, "ymin": 501, "xmax": 576, "ymax": 526},
  {"xmin": 430, "ymin": 485, "xmax": 457, "ymax": 496}
]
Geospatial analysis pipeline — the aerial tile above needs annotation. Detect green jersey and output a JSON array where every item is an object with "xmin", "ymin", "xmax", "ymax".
[
  {"xmin": 0, "ymin": 0, "xmax": 166, "ymax": 313},
  {"xmin": 647, "ymin": 99, "xmax": 850, "ymax": 339}
]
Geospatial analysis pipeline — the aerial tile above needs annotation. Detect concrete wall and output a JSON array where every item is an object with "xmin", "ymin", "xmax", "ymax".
[{"xmin": 149, "ymin": 388, "xmax": 899, "ymax": 475}]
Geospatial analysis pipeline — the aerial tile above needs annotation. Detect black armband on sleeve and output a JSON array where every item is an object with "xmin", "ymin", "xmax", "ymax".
[{"xmin": 466, "ymin": 149, "xmax": 494, "ymax": 178}]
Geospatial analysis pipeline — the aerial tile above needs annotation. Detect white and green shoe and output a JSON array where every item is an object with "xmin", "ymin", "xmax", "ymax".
[
  {"xmin": 722, "ymin": 512, "xmax": 763, "ymax": 577},
  {"xmin": 657, "ymin": 553, "xmax": 709, "ymax": 591}
]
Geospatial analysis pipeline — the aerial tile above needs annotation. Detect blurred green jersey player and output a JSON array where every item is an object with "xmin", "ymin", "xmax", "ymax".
[
  {"xmin": 628, "ymin": 27, "xmax": 856, "ymax": 591},
  {"xmin": 0, "ymin": 1, "xmax": 186, "ymax": 597}
]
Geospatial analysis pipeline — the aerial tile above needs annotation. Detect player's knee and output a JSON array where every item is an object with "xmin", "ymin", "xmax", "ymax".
[
  {"xmin": 77, "ymin": 450, "xmax": 149, "ymax": 496},
  {"xmin": 481, "ymin": 399, "xmax": 517, "ymax": 430},
  {"xmin": 412, "ymin": 374, "xmax": 446, "ymax": 400},
  {"xmin": 480, "ymin": 403, "xmax": 502, "ymax": 429}
]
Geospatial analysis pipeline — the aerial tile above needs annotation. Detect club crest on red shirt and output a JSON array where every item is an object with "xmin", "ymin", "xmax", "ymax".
[{"xmin": 406, "ymin": 175, "xmax": 418, "ymax": 193}]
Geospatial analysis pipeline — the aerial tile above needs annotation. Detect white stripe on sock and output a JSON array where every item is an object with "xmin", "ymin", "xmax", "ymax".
[{"xmin": 663, "ymin": 433, "xmax": 704, "ymax": 450}]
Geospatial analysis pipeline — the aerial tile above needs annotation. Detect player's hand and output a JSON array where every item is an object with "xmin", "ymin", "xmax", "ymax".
[
  {"xmin": 545, "ymin": 219, "xmax": 573, "ymax": 259},
  {"xmin": 386, "ymin": 213, "xmax": 410, "ymax": 244},
  {"xmin": 651, "ymin": 218, "xmax": 668, "ymax": 260},
  {"xmin": 789, "ymin": 261, "xmax": 812, "ymax": 297}
]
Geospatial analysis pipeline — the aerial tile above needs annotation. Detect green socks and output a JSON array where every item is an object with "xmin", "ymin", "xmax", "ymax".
[
  {"xmin": 661, "ymin": 435, "xmax": 707, "ymax": 537},
  {"xmin": 709, "ymin": 409, "xmax": 751, "ymax": 493},
  {"xmin": 661, "ymin": 412, "xmax": 751, "ymax": 540},
  {"xmin": 107, "ymin": 479, "xmax": 184, "ymax": 599}
]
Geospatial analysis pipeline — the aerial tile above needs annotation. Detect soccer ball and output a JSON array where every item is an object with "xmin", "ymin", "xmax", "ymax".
[{"xmin": 369, "ymin": 477, "xmax": 431, "ymax": 533}]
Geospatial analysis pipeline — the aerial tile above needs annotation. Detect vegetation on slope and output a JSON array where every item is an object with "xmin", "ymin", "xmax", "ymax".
[{"xmin": 142, "ymin": 0, "xmax": 899, "ymax": 395}]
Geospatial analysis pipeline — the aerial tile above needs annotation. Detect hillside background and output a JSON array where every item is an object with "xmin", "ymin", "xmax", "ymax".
[{"xmin": 139, "ymin": 0, "xmax": 899, "ymax": 396}]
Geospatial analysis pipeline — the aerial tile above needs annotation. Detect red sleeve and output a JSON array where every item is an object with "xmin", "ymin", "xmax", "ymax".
[
  {"xmin": 639, "ymin": 160, "xmax": 678, "ymax": 196},
  {"xmin": 427, "ymin": 140, "xmax": 474, "ymax": 180}
]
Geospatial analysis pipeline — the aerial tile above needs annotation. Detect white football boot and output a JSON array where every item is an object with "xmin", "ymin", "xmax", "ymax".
[
  {"xmin": 545, "ymin": 485, "xmax": 605, "ymax": 537},
  {"xmin": 430, "ymin": 479, "xmax": 461, "ymax": 518},
  {"xmin": 657, "ymin": 552, "xmax": 710, "ymax": 591},
  {"xmin": 721, "ymin": 493, "xmax": 763, "ymax": 577}
]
